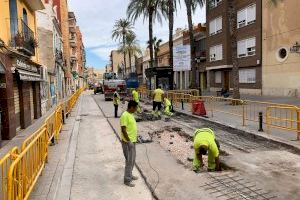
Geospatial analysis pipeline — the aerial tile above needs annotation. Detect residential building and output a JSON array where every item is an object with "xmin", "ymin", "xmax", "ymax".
[
  {"xmin": 75, "ymin": 26, "xmax": 85, "ymax": 89},
  {"xmin": 136, "ymin": 57, "xmax": 143, "ymax": 85},
  {"xmin": 0, "ymin": 0, "xmax": 44, "ymax": 139},
  {"xmin": 110, "ymin": 50, "xmax": 131, "ymax": 79},
  {"xmin": 206, "ymin": 0, "xmax": 262, "ymax": 95},
  {"xmin": 183, "ymin": 24, "xmax": 207, "ymax": 91},
  {"xmin": 262, "ymin": 0, "xmax": 300, "ymax": 97},
  {"xmin": 53, "ymin": 0, "xmax": 72, "ymax": 95},
  {"xmin": 87, "ymin": 67, "xmax": 104, "ymax": 85},
  {"xmin": 142, "ymin": 48, "xmax": 150, "ymax": 85},
  {"xmin": 157, "ymin": 41, "xmax": 170, "ymax": 67},
  {"xmin": 36, "ymin": 0, "xmax": 65, "ymax": 115}
]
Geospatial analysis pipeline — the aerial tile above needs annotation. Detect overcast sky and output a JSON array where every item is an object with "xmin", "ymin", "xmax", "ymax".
[{"xmin": 69, "ymin": 0, "xmax": 206, "ymax": 69}]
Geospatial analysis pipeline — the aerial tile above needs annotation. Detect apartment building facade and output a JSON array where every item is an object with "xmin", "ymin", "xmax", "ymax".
[
  {"xmin": 36, "ymin": 0, "xmax": 65, "ymax": 115},
  {"xmin": 0, "ymin": 0, "xmax": 44, "ymax": 139},
  {"xmin": 206, "ymin": 0, "xmax": 262, "ymax": 95},
  {"xmin": 262, "ymin": 0, "xmax": 300, "ymax": 97}
]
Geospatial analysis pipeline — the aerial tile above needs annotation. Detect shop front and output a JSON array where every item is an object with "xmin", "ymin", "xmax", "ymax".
[
  {"xmin": 12, "ymin": 58, "xmax": 42, "ymax": 130},
  {"xmin": 145, "ymin": 66, "xmax": 174, "ymax": 90}
]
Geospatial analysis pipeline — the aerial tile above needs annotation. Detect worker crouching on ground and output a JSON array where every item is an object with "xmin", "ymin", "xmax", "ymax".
[
  {"xmin": 164, "ymin": 97, "xmax": 173, "ymax": 116},
  {"xmin": 193, "ymin": 128, "xmax": 221, "ymax": 172},
  {"xmin": 132, "ymin": 88, "xmax": 141, "ymax": 113},
  {"xmin": 120, "ymin": 100, "xmax": 139, "ymax": 187},
  {"xmin": 152, "ymin": 85, "xmax": 164, "ymax": 117},
  {"xmin": 113, "ymin": 89, "xmax": 121, "ymax": 118}
]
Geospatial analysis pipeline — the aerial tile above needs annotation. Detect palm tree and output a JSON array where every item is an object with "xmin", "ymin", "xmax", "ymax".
[
  {"xmin": 112, "ymin": 19, "xmax": 135, "ymax": 73},
  {"xmin": 127, "ymin": 0, "xmax": 164, "ymax": 69},
  {"xmin": 161, "ymin": 0, "xmax": 179, "ymax": 70},
  {"xmin": 184, "ymin": 0, "xmax": 205, "ymax": 89},
  {"xmin": 119, "ymin": 34, "xmax": 142, "ymax": 73},
  {"xmin": 154, "ymin": 37, "xmax": 162, "ymax": 67}
]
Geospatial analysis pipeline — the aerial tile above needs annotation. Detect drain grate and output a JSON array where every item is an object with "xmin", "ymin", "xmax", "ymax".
[{"xmin": 201, "ymin": 174, "xmax": 277, "ymax": 200}]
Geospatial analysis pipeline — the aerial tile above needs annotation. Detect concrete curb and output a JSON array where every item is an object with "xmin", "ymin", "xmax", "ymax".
[{"xmin": 53, "ymin": 94, "xmax": 83, "ymax": 200}]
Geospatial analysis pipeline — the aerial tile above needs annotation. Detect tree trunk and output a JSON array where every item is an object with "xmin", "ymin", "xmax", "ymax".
[
  {"xmin": 154, "ymin": 48, "xmax": 158, "ymax": 67},
  {"xmin": 228, "ymin": 0, "xmax": 240, "ymax": 99},
  {"xmin": 122, "ymin": 35, "xmax": 127, "ymax": 79},
  {"xmin": 149, "ymin": 11, "xmax": 154, "ymax": 68},
  {"xmin": 168, "ymin": 0, "xmax": 174, "ymax": 70},
  {"xmin": 129, "ymin": 50, "xmax": 132, "ymax": 73},
  {"xmin": 185, "ymin": 0, "xmax": 197, "ymax": 89}
]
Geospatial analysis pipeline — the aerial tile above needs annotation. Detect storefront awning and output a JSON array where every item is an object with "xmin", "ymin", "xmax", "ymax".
[{"xmin": 17, "ymin": 69, "xmax": 41, "ymax": 81}]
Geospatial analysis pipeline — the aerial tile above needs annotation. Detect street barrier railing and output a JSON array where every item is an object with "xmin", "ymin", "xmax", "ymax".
[
  {"xmin": 0, "ymin": 148, "xmax": 19, "ymax": 200},
  {"xmin": 142, "ymin": 89, "xmax": 300, "ymax": 140},
  {"xmin": 266, "ymin": 106, "xmax": 300, "ymax": 140},
  {"xmin": 0, "ymin": 88, "xmax": 85, "ymax": 200}
]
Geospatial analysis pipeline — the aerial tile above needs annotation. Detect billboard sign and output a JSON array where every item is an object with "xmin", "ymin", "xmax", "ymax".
[{"xmin": 173, "ymin": 44, "xmax": 191, "ymax": 71}]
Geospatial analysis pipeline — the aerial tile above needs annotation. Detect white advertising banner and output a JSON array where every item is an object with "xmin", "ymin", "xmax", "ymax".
[{"xmin": 173, "ymin": 44, "xmax": 191, "ymax": 71}]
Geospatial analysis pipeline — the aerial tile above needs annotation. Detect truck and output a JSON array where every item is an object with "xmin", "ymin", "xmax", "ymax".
[{"xmin": 103, "ymin": 72, "xmax": 126, "ymax": 101}]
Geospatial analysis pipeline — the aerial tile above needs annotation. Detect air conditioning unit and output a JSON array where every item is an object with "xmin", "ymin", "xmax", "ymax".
[
  {"xmin": 238, "ymin": 20, "xmax": 246, "ymax": 28},
  {"xmin": 210, "ymin": 54, "xmax": 216, "ymax": 61}
]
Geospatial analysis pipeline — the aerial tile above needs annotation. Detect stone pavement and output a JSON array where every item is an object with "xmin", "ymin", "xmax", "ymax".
[{"xmin": 30, "ymin": 92, "xmax": 152, "ymax": 200}]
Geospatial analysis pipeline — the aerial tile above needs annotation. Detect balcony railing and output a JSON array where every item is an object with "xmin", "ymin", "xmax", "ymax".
[{"xmin": 9, "ymin": 19, "xmax": 36, "ymax": 56}]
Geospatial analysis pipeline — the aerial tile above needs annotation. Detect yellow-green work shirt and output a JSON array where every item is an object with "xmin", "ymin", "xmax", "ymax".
[
  {"xmin": 132, "ymin": 90, "xmax": 139, "ymax": 103},
  {"xmin": 120, "ymin": 111, "xmax": 137, "ymax": 143},
  {"xmin": 164, "ymin": 98, "xmax": 171, "ymax": 107},
  {"xmin": 113, "ymin": 92, "xmax": 120, "ymax": 105},
  {"xmin": 153, "ymin": 89, "xmax": 164, "ymax": 102},
  {"xmin": 194, "ymin": 129, "xmax": 219, "ymax": 168}
]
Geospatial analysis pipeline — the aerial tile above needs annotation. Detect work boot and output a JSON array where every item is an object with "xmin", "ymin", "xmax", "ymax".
[
  {"xmin": 131, "ymin": 175, "xmax": 139, "ymax": 181},
  {"xmin": 124, "ymin": 182, "xmax": 135, "ymax": 187}
]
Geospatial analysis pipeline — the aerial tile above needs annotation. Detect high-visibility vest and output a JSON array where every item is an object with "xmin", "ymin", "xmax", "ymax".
[{"xmin": 113, "ymin": 92, "xmax": 120, "ymax": 105}]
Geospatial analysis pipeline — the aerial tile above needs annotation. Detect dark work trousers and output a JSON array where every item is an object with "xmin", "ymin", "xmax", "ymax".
[
  {"xmin": 114, "ymin": 105, "xmax": 118, "ymax": 118},
  {"xmin": 121, "ymin": 141, "xmax": 136, "ymax": 183},
  {"xmin": 153, "ymin": 101, "xmax": 162, "ymax": 111}
]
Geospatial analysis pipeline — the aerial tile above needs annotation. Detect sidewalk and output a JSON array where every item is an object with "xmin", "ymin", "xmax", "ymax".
[
  {"xmin": 202, "ymin": 91, "xmax": 300, "ymax": 106},
  {"xmin": 0, "ymin": 105, "xmax": 58, "ymax": 158},
  {"xmin": 30, "ymin": 92, "xmax": 152, "ymax": 200}
]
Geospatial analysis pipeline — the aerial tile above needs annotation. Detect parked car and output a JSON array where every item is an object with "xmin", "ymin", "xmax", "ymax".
[{"xmin": 94, "ymin": 83, "xmax": 103, "ymax": 94}]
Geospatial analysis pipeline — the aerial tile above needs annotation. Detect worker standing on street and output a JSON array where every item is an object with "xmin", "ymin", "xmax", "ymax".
[
  {"xmin": 152, "ymin": 85, "xmax": 164, "ymax": 117},
  {"xmin": 193, "ymin": 128, "xmax": 221, "ymax": 172},
  {"xmin": 113, "ymin": 89, "xmax": 120, "ymax": 118},
  {"xmin": 120, "ymin": 100, "xmax": 139, "ymax": 187},
  {"xmin": 132, "ymin": 88, "xmax": 141, "ymax": 113},
  {"xmin": 163, "ymin": 97, "xmax": 173, "ymax": 116}
]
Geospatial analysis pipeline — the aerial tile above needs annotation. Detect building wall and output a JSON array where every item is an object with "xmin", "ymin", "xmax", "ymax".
[
  {"xmin": 262, "ymin": 0, "xmax": 300, "ymax": 97},
  {"xmin": 157, "ymin": 42, "xmax": 170, "ymax": 67},
  {"xmin": 206, "ymin": 0, "xmax": 262, "ymax": 95}
]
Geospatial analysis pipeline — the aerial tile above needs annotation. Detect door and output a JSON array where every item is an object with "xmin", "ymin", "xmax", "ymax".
[
  {"xmin": 13, "ymin": 77, "xmax": 21, "ymax": 130},
  {"xmin": 29, "ymin": 84, "xmax": 34, "ymax": 120},
  {"xmin": 224, "ymin": 71, "xmax": 230, "ymax": 90}
]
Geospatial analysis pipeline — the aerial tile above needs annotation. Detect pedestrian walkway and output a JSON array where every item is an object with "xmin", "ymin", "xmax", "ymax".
[
  {"xmin": 0, "ymin": 105, "xmax": 57, "ymax": 158},
  {"xmin": 30, "ymin": 92, "xmax": 152, "ymax": 200}
]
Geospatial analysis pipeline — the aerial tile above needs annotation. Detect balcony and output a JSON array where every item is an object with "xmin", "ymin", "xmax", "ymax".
[
  {"xmin": 70, "ymin": 37, "xmax": 77, "ymax": 47},
  {"xmin": 9, "ymin": 19, "xmax": 36, "ymax": 56}
]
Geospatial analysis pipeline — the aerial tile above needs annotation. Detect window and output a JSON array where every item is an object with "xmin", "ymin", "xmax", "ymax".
[
  {"xmin": 215, "ymin": 71, "xmax": 222, "ymax": 83},
  {"xmin": 209, "ymin": 17, "xmax": 222, "ymax": 36},
  {"xmin": 237, "ymin": 4, "xmax": 256, "ymax": 28},
  {"xmin": 237, "ymin": 37, "xmax": 256, "ymax": 58},
  {"xmin": 210, "ymin": 44, "xmax": 223, "ymax": 62},
  {"xmin": 239, "ymin": 69, "xmax": 256, "ymax": 83},
  {"xmin": 209, "ymin": 0, "xmax": 222, "ymax": 9}
]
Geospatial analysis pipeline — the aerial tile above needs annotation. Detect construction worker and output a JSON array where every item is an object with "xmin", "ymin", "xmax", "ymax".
[
  {"xmin": 163, "ymin": 97, "xmax": 173, "ymax": 116},
  {"xmin": 120, "ymin": 100, "xmax": 139, "ymax": 187},
  {"xmin": 193, "ymin": 128, "xmax": 221, "ymax": 172},
  {"xmin": 132, "ymin": 88, "xmax": 141, "ymax": 113},
  {"xmin": 152, "ymin": 85, "xmax": 164, "ymax": 117},
  {"xmin": 113, "ymin": 89, "xmax": 120, "ymax": 118}
]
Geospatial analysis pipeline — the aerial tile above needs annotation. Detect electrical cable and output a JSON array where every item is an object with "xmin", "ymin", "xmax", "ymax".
[{"xmin": 142, "ymin": 142, "xmax": 160, "ymax": 200}]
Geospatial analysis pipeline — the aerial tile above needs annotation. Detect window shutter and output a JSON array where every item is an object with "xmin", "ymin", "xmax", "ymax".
[
  {"xmin": 216, "ymin": 17, "xmax": 222, "ymax": 32},
  {"xmin": 209, "ymin": 20, "xmax": 215, "ymax": 35},
  {"xmin": 237, "ymin": 9, "xmax": 246, "ymax": 24},
  {"xmin": 237, "ymin": 40, "xmax": 247, "ymax": 57},
  {"xmin": 247, "ymin": 37, "xmax": 256, "ymax": 48},
  {"xmin": 247, "ymin": 4, "xmax": 256, "ymax": 23}
]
